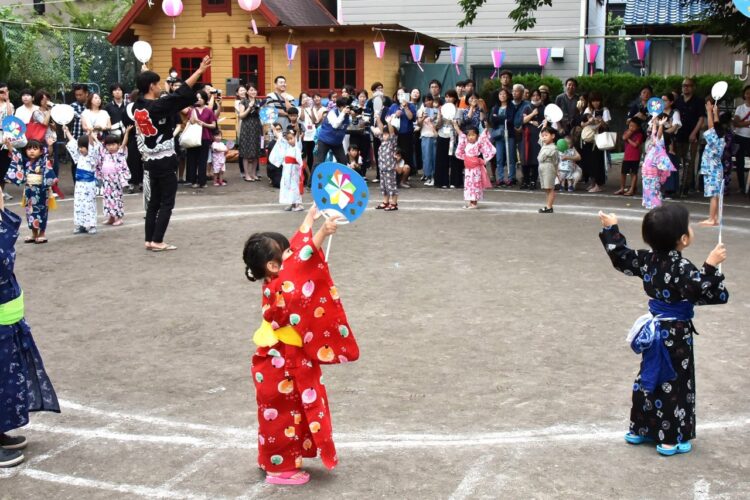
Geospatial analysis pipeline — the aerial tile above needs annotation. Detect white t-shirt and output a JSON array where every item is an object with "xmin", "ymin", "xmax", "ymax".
[
  {"xmin": 734, "ymin": 103, "xmax": 750, "ymax": 138},
  {"xmin": 81, "ymin": 109, "xmax": 111, "ymax": 131},
  {"xmin": 583, "ymin": 106, "xmax": 611, "ymax": 123},
  {"xmin": 14, "ymin": 105, "xmax": 38, "ymax": 124}
]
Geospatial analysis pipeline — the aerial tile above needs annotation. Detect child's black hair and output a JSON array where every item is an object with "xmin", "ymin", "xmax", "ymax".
[
  {"xmin": 540, "ymin": 126, "xmax": 556, "ymax": 137},
  {"xmin": 464, "ymin": 126, "xmax": 480, "ymax": 136},
  {"xmin": 287, "ymin": 107, "xmax": 299, "ymax": 116},
  {"xmin": 242, "ymin": 232, "xmax": 290, "ymax": 282},
  {"xmin": 393, "ymin": 147, "xmax": 403, "ymax": 157},
  {"xmin": 714, "ymin": 111, "xmax": 731, "ymax": 139},
  {"xmin": 642, "ymin": 204, "xmax": 690, "ymax": 252},
  {"xmin": 25, "ymin": 139, "xmax": 43, "ymax": 151},
  {"xmin": 103, "ymin": 135, "xmax": 121, "ymax": 146},
  {"xmin": 629, "ymin": 116, "xmax": 643, "ymax": 127},
  {"xmin": 77, "ymin": 135, "xmax": 89, "ymax": 149},
  {"xmin": 347, "ymin": 144, "xmax": 360, "ymax": 152},
  {"xmin": 212, "ymin": 128, "xmax": 222, "ymax": 137}
]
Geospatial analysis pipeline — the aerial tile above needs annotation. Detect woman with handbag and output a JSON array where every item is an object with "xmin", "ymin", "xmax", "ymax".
[
  {"xmin": 184, "ymin": 91, "xmax": 216, "ymax": 188},
  {"xmin": 490, "ymin": 89, "xmax": 513, "ymax": 187},
  {"xmin": 580, "ymin": 91, "xmax": 611, "ymax": 193},
  {"xmin": 27, "ymin": 91, "xmax": 53, "ymax": 144}
]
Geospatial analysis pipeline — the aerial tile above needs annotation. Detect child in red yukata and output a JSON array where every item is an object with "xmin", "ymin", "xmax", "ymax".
[{"xmin": 243, "ymin": 204, "xmax": 359, "ymax": 485}]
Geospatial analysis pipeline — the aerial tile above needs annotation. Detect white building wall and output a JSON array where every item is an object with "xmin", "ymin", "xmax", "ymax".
[{"xmin": 340, "ymin": 0, "xmax": 588, "ymax": 79}]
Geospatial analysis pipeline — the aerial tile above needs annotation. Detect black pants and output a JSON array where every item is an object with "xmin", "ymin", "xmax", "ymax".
[
  {"xmin": 397, "ymin": 133, "xmax": 415, "ymax": 176},
  {"xmin": 0, "ymin": 151, "xmax": 10, "ymax": 188},
  {"xmin": 373, "ymin": 137, "xmax": 382, "ymax": 180},
  {"xmin": 314, "ymin": 141, "xmax": 346, "ymax": 166},
  {"xmin": 450, "ymin": 155, "xmax": 464, "ymax": 188},
  {"xmin": 413, "ymin": 132, "xmax": 422, "ymax": 172},
  {"xmin": 186, "ymin": 140, "xmax": 210, "ymax": 186},
  {"xmin": 581, "ymin": 142, "xmax": 605, "ymax": 186},
  {"xmin": 522, "ymin": 164, "xmax": 539, "ymax": 185},
  {"xmin": 735, "ymin": 135, "xmax": 749, "ymax": 194},
  {"xmin": 302, "ymin": 141, "xmax": 315, "ymax": 185},
  {"xmin": 144, "ymin": 163, "xmax": 178, "ymax": 244},
  {"xmin": 434, "ymin": 136, "xmax": 450, "ymax": 187},
  {"xmin": 127, "ymin": 134, "xmax": 144, "ymax": 186}
]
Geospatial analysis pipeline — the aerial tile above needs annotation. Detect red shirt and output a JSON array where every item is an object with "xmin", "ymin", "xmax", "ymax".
[{"xmin": 623, "ymin": 130, "xmax": 644, "ymax": 162}]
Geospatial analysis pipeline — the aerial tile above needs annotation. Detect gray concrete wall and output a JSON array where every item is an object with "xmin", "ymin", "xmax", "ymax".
[{"xmin": 341, "ymin": 0, "xmax": 587, "ymax": 79}]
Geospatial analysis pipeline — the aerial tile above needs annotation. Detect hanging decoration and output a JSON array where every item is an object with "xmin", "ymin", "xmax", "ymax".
[
  {"xmin": 161, "ymin": 0, "xmax": 184, "ymax": 39},
  {"xmin": 450, "ymin": 45, "xmax": 463, "ymax": 75},
  {"xmin": 690, "ymin": 33, "xmax": 707, "ymax": 75},
  {"xmin": 286, "ymin": 43, "xmax": 298, "ymax": 69},
  {"xmin": 373, "ymin": 31, "xmax": 386, "ymax": 59},
  {"xmin": 633, "ymin": 39, "xmax": 651, "ymax": 75},
  {"xmin": 536, "ymin": 47, "xmax": 550, "ymax": 75},
  {"xmin": 585, "ymin": 43, "xmax": 599, "ymax": 76},
  {"xmin": 238, "ymin": 0, "xmax": 262, "ymax": 35},
  {"xmin": 410, "ymin": 33, "xmax": 424, "ymax": 72},
  {"xmin": 490, "ymin": 49, "xmax": 505, "ymax": 79}
]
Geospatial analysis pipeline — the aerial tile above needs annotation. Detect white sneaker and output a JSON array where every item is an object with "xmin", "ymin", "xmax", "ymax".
[
  {"xmin": 399, "ymin": 183, "xmax": 411, "ymax": 189},
  {"xmin": 425, "ymin": 179, "xmax": 434, "ymax": 187}
]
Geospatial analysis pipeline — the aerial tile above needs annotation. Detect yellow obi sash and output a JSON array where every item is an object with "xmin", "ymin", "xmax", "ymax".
[
  {"xmin": 26, "ymin": 173, "xmax": 43, "ymax": 186},
  {"xmin": 253, "ymin": 320, "xmax": 302, "ymax": 347},
  {"xmin": 0, "ymin": 293, "xmax": 24, "ymax": 326}
]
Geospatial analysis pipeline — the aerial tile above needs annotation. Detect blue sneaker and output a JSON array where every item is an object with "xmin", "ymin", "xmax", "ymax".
[
  {"xmin": 656, "ymin": 441, "xmax": 692, "ymax": 456},
  {"xmin": 624, "ymin": 433, "xmax": 654, "ymax": 445}
]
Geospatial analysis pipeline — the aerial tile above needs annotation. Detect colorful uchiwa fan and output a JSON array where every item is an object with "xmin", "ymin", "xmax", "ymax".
[{"xmin": 311, "ymin": 162, "xmax": 369, "ymax": 224}]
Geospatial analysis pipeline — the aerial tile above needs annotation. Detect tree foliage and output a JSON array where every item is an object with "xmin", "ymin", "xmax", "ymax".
[
  {"xmin": 50, "ymin": 0, "xmax": 134, "ymax": 31},
  {"xmin": 0, "ymin": 31, "xmax": 10, "ymax": 83},
  {"xmin": 458, "ymin": 0, "xmax": 750, "ymax": 54},
  {"xmin": 604, "ymin": 14, "xmax": 628, "ymax": 73}
]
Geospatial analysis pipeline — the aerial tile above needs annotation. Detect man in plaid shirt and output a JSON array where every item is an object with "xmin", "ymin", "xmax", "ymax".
[{"xmin": 69, "ymin": 84, "xmax": 89, "ymax": 183}]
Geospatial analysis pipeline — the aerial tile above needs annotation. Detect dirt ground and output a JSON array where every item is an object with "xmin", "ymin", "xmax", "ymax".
[{"xmin": 1, "ymin": 167, "xmax": 749, "ymax": 499}]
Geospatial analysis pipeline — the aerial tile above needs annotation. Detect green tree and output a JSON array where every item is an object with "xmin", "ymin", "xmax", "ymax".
[
  {"xmin": 0, "ymin": 31, "xmax": 10, "ymax": 82},
  {"xmin": 604, "ymin": 14, "xmax": 628, "ymax": 73},
  {"xmin": 458, "ymin": 0, "xmax": 750, "ymax": 54},
  {"xmin": 50, "ymin": 0, "xmax": 134, "ymax": 31}
]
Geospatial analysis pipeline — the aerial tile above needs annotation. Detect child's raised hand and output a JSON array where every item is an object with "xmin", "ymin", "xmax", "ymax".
[
  {"xmin": 322, "ymin": 214, "xmax": 340, "ymax": 236},
  {"xmin": 46, "ymin": 135, "xmax": 55, "ymax": 147},
  {"xmin": 598, "ymin": 210, "xmax": 618, "ymax": 227},
  {"xmin": 706, "ymin": 243, "xmax": 727, "ymax": 267},
  {"xmin": 705, "ymin": 100, "xmax": 714, "ymax": 114}
]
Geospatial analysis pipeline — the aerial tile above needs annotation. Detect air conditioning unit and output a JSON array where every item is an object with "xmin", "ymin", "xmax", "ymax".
[
  {"xmin": 226, "ymin": 78, "xmax": 240, "ymax": 98},
  {"xmin": 551, "ymin": 48, "xmax": 565, "ymax": 60}
]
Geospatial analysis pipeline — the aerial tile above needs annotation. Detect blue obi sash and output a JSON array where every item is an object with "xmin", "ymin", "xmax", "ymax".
[
  {"xmin": 630, "ymin": 299, "xmax": 694, "ymax": 392},
  {"xmin": 75, "ymin": 169, "xmax": 96, "ymax": 182}
]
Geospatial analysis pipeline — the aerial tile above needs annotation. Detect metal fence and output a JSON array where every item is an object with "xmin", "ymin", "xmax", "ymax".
[{"xmin": 0, "ymin": 20, "xmax": 139, "ymax": 101}]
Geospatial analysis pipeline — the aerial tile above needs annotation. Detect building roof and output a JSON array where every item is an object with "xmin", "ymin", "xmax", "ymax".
[
  {"xmin": 108, "ymin": 0, "xmax": 337, "ymax": 45},
  {"xmin": 623, "ymin": 0, "xmax": 708, "ymax": 26},
  {"xmin": 257, "ymin": 23, "xmax": 448, "ymax": 49}
]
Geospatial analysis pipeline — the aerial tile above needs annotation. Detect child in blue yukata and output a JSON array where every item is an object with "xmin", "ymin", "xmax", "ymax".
[{"xmin": 698, "ymin": 99, "xmax": 726, "ymax": 227}]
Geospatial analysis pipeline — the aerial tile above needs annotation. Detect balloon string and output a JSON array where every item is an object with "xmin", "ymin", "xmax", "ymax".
[{"xmin": 172, "ymin": 19, "xmax": 176, "ymax": 39}]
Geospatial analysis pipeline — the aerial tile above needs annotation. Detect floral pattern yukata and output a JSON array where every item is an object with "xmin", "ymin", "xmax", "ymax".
[
  {"xmin": 699, "ymin": 128, "xmax": 725, "ymax": 198},
  {"xmin": 251, "ymin": 224, "xmax": 359, "ymax": 473},
  {"xmin": 378, "ymin": 135, "xmax": 399, "ymax": 197},
  {"xmin": 6, "ymin": 150, "xmax": 57, "ymax": 232},
  {"xmin": 455, "ymin": 131, "xmax": 495, "ymax": 201},
  {"xmin": 0, "ymin": 209, "xmax": 59, "ymax": 434},
  {"xmin": 66, "ymin": 139, "xmax": 101, "ymax": 229},
  {"xmin": 641, "ymin": 130, "xmax": 676, "ymax": 209},
  {"xmin": 600, "ymin": 225, "xmax": 728, "ymax": 445},
  {"xmin": 98, "ymin": 145, "xmax": 131, "ymax": 220}
]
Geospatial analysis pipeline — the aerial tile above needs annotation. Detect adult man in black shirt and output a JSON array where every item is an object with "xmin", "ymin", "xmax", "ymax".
[
  {"xmin": 674, "ymin": 78, "xmax": 705, "ymax": 196},
  {"xmin": 132, "ymin": 55, "xmax": 211, "ymax": 251}
]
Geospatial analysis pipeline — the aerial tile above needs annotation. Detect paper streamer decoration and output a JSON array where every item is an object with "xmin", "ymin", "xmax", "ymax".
[
  {"xmin": 373, "ymin": 41, "xmax": 386, "ymax": 59},
  {"xmin": 285, "ymin": 43, "xmax": 298, "ymax": 68},
  {"xmin": 634, "ymin": 40, "xmax": 651, "ymax": 62},
  {"xmin": 161, "ymin": 0, "xmax": 183, "ymax": 39},
  {"xmin": 691, "ymin": 33, "xmax": 707, "ymax": 74},
  {"xmin": 450, "ymin": 45, "xmax": 463, "ymax": 75},
  {"xmin": 410, "ymin": 44, "xmax": 424, "ymax": 72},
  {"xmin": 2, "ymin": 116, "xmax": 26, "ymax": 140},
  {"xmin": 733, "ymin": 0, "xmax": 750, "ymax": 18},
  {"xmin": 490, "ymin": 49, "xmax": 505, "ymax": 79},
  {"xmin": 238, "ymin": 0, "xmax": 262, "ymax": 34},
  {"xmin": 536, "ymin": 48, "xmax": 550, "ymax": 75},
  {"xmin": 50, "ymin": 104, "xmax": 75, "ymax": 125},
  {"xmin": 133, "ymin": 41, "xmax": 152, "ymax": 64},
  {"xmin": 312, "ymin": 162, "xmax": 369, "ymax": 224},
  {"xmin": 585, "ymin": 43, "xmax": 599, "ymax": 75},
  {"xmin": 647, "ymin": 97, "xmax": 664, "ymax": 116}
]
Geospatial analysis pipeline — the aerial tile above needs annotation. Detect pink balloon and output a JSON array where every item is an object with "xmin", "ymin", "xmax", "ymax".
[
  {"xmin": 238, "ymin": 0, "xmax": 262, "ymax": 11},
  {"xmin": 162, "ymin": 0, "xmax": 183, "ymax": 17}
]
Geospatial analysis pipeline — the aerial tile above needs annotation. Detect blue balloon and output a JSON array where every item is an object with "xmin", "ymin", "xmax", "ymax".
[
  {"xmin": 311, "ymin": 162, "xmax": 369, "ymax": 223},
  {"xmin": 733, "ymin": 0, "xmax": 750, "ymax": 19},
  {"xmin": 647, "ymin": 97, "xmax": 664, "ymax": 116}
]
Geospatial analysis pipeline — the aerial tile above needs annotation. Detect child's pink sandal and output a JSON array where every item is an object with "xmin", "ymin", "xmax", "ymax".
[{"xmin": 265, "ymin": 469, "xmax": 310, "ymax": 485}]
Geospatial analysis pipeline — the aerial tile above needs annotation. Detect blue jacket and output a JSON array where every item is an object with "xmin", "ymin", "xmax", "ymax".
[{"xmin": 317, "ymin": 108, "xmax": 350, "ymax": 146}]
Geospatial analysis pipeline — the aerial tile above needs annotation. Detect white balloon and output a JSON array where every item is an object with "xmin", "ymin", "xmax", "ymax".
[
  {"xmin": 711, "ymin": 81, "xmax": 728, "ymax": 101},
  {"xmin": 50, "ymin": 104, "xmax": 75, "ymax": 125},
  {"xmin": 133, "ymin": 41, "xmax": 152, "ymax": 64},
  {"xmin": 544, "ymin": 103, "xmax": 563, "ymax": 123}
]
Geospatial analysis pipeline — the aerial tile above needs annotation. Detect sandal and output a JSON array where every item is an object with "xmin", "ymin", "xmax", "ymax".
[
  {"xmin": 623, "ymin": 191, "xmax": 634, "ymax": 197},
  {"xmin": 34, "ymin": 238, "xmax": 48, "ymax": 244},
  {"xmin": 24, "ymin": 237, "xmax": 35, "ymax": 244},
  {"xmin": 384, "ymin": 204, "xmax": 398, "ymax": 211},
  {"xmin": 266, "ymin": 470, "xmax": 310, "ymax": 485},
  {"xmin": 613, "ymin": 189, "xmax": 625, "ymax": 195},
  {"xmin": 151, "ymin": 244, "xmax": 177, "ymax": 252},
  {"xmin": 375, "ymin": 202, "xmax": 389, "ymax": 210}
]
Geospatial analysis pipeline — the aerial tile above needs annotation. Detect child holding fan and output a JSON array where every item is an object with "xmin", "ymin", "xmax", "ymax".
[
  {"xmin": 243, "ymin": 204, "xmax": 359, "ymax": 485},
  {"xmin": 641, "ymin": 116, "xmax": 676, "ymax": 209},
  {"xmin": 64, "ymin": 126, "xmax": 101, "ymax": 234},
  {"xmin": 698, "ymin": 99, "xmax": 726, "ymax": 227},
  {"xmin": 99, "ymin": 130, "xmax": 132, "ymax": 226},
  {"xmin": 453, "ymin": 124, "xmax": 496, "ymax": 209},
  {"xmin": 598, "ymin": 205, "xmax": 728, "ymax": 456}
]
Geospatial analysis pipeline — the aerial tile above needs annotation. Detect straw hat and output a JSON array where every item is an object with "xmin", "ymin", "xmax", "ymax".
[{"xmin": 538, "ymin": 85, "xmax": 551, "ymax": 93}]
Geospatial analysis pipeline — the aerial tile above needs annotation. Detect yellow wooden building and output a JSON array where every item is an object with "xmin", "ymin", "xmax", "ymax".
[{"xmin": 108, "ymin": 0, "xmax": 443, "ymax": 138}]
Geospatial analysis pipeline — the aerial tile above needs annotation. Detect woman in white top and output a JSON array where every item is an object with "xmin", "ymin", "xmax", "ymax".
[
  {"xmin": 81, "ymin": 93, "xmax": 111, "ymax": 139},
  {"xmin": 14, "ymin": 89, "xmax": 38, "ymax": 124},
  {"xmin": 580, "ymin": 91, "xmax": 611, "ymax": 192},
  {"xmin": 732, "ymin": 85, "xmax": 750, "ymax": 194}
]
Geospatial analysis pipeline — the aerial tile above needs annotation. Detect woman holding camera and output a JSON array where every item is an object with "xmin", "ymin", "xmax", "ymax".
[
  {"xmin": 186, "ymin": 90, "xmax": 216, "ymax": 188},
  {"xmin": 386, "ymin": 87, "xmax": 417, "ymax": 187},
  {"xmin": 238, "ymin": 85, "xmax": 263, "ymax": 182}
]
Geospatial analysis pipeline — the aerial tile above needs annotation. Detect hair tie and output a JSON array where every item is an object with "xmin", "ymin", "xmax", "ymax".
[{"xmin": 246, "ymin": 267, "xmax": 255, "ymax": 280}]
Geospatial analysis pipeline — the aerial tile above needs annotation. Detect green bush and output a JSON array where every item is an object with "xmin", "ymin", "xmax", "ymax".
[{"xmin": 482, "ymin": 73, "xmax": 743, "ymax": 109}]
